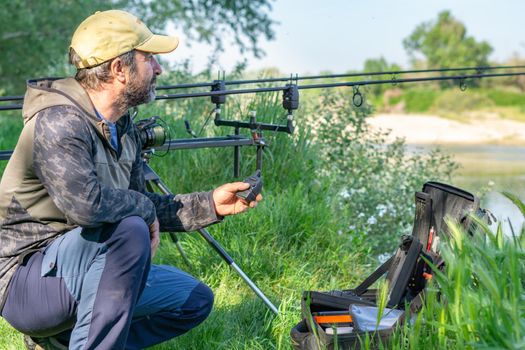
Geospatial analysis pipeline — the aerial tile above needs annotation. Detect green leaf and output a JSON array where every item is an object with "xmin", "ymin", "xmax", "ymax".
[{"xmin": 502, "ymin": 191, "xmax": 525, "ymax": 218}]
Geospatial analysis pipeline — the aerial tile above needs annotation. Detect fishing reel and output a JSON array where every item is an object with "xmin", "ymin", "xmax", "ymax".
[{"xmin": 135, "ymin": 116, "xmax": 167, "ymax": 149}]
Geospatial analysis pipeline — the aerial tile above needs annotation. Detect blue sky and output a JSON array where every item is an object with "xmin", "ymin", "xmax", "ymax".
[{"xmin": 169, "ymin": 0, "xmax": 525, "ymax": 74}]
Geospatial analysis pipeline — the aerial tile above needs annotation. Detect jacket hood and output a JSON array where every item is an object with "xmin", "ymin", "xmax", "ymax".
[
  {"xmin": 22, "ymin": 78, "xmax": 132, "ymax": 149},
  {"xmin": 22, "ymin": 78, "xmax": 98, "ymax": 124}
]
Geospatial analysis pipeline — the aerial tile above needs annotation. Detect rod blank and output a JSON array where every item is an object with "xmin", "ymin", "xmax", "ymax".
[{"xmin": 2, "ymin": 65, "xmax": 525, "ymax": 106}]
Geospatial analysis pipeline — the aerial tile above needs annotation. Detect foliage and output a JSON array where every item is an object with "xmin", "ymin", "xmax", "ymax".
[
  {"xmin": 403, "ymin": 11, "xmax": 493, "ymax": 69},
  {"xmin": 430, "ymin": 89, "xmax": 494, "ymax": 114},
  {"xmin": 481, "ymin": 55, "xmax": 525, "ymax": 92},
  {"xmin": 485, "ymin": 89, "xmax": 525, "ymax": 108},
  {"xmin": 132, "ymin": 0, "xmax": 275, "ymax": 59},
  {"xmin": 0, "ymin": 112, "xmax": 23, "ymax": 175},
  {"xmin": 0, "ymin": 0, "xmax": 275, "ymax": 93},
  {"xmin": 363, "ymin": 57, "xmax": 394, "ymax": 73},
  {"xmin": 378, "ymin": 88, "xmax": 438, "ymax": 113},
  {"xmin": 0, "ymin": 0, "xmax": 111, "ymax": 93},
  {"xmin": 388, "ymin": 194, "xmax": 525, "ymax": 349},
  {"xmin": 372, "ymin": 85, "xmax": 525, "ymax": 119},
  {"xmin": 310, "ymin": 90, "xmax": 457, "ymax": 252},
  {"xmin": 401, "ymin": 88, "xmax": 439, "ymax": 113}
]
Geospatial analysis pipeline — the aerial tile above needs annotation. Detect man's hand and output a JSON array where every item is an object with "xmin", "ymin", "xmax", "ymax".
[
  {"xmin": 212, "ymin": 182, "xmax": 263, "ymax": 216},
  {"xmin": 149, "ymin": 217, "xmax": 160, "ymax": 258}
]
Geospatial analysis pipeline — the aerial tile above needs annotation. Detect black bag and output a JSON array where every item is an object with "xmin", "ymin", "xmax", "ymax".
[
  {"xmin": 412, "ymin": 181, "xmax": 481, "ymax": 252},
  {"xmin": 290, "ymin": 182, "xmax": 481, "ymax": 350}
]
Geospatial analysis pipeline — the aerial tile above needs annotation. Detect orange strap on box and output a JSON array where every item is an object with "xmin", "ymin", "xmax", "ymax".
[{"xmin": 314, "ymin": 314, "xmax": 353, "ymax": 324}]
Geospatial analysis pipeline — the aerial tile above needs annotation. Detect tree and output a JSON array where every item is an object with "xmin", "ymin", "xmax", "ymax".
[
  {"xmin": 0, "ymin": 0, "xmax": 276, "ymax": 94},
  {"xmin": 403, "ymin": 11, "xmax": 493, "ymax": 69}
]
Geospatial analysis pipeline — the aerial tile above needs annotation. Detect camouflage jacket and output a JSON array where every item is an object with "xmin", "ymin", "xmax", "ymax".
[{"xmin": 0, "ymin": 78, "xmax": 221, "ymax": 306}]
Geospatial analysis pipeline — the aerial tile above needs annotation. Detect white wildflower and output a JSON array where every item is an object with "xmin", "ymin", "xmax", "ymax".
[
  {"xmin": 340, "ymin": 189, "xmax": 351, "ymax": 199},
  {"xmin": 376, "ymin": 204, "xmax": 387, "ymax": 217}
]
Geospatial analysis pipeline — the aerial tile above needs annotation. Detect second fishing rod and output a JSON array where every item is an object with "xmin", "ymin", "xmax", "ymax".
[{"xmin": 2, "ymin": 64, "xmax": 525, "ymax": 110}]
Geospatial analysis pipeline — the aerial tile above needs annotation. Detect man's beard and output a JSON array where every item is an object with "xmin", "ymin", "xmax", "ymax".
[{"xmin": 115, "ymin": 75, "xmax": 156, "ymax": 111}]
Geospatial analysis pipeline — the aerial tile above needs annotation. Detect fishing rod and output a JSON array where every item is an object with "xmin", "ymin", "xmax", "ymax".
[
  {"xmin": 156, "ymin": 64, "xmax": 525, "ymax": 90},
  {"xmin": 151, "ymin": 71, "xmax": 525, "ymax": 99},
  {"xmin": 2, "ymin": 64, "xmax": 525, "ymax": 110}
]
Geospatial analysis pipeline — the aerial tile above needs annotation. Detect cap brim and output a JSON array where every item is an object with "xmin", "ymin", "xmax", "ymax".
[{"xmin": 136, "ymin": 34, "xmax": 179, "ymax": 54}]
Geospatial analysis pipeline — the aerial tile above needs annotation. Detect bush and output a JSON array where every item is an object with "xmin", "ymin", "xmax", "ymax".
[
  {"xmin": 310, "ymin": 89, "xmax": 457, "ymax": 252},
  {"xmin": 430, "ymin": 89, "xmax": 494, "ymax": 114},
  {"xmin": 403, "ymin": 88, "xmax": 439, "ymax": 113}
]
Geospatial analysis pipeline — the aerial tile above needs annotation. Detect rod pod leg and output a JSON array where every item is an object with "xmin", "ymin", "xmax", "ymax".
[
  {"xmin": 146, "ymin": 174, "xmax": 193, "ymax": 268},
  {"xmin": 143, "ymin": 162, "xmax": 279, "ymax": 314}
]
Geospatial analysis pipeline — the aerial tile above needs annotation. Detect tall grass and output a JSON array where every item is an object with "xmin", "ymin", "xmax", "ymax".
[{"xmin": 387, "ymin": 193, "xmax": 525, "ymax": 350}]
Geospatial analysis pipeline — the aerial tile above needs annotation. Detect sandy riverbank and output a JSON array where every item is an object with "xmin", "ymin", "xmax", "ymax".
[{"xmin": 367, "ymin": 113, "xmax": 525, "ymax": 145}]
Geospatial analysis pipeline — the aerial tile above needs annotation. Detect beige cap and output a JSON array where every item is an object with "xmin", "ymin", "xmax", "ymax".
[{"xmin": 70, "ymin": 10, "xmax": 179, "ymax": 68}]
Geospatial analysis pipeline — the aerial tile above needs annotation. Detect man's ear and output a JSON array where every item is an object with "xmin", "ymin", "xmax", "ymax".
[{"xmin": 110, "ymin": 57, "xmax": 127, "ymax": 84}]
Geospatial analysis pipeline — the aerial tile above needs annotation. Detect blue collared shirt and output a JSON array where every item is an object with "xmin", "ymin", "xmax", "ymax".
[{"xmin": 95, "ymin": 110, "xmax": 119, "ymax": 153}]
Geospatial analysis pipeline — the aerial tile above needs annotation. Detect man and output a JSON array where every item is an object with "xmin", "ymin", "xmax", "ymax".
[{"xmin": 0, "ymin": 9, "xmax": 261, "ymax": 350}]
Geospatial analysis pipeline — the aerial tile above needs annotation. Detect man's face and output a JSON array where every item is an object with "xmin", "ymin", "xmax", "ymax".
[{"xmin": 122, "ymin": 51, "xmax": 162, "ymax": 108}]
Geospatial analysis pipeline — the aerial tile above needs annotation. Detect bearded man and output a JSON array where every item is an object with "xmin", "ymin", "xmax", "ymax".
[{"xmin": 0, "ymin": 10, "xmax": 260, "ymax": 350}]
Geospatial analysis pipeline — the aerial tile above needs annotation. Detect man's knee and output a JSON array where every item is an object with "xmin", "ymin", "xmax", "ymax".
[
  {"xmin": 117, "ymin": 216, "xmax": 150, "ymax": 242},
  {"xmin": 185, "ymin": 282, "xmax": 214, "ymax": 324},
  {"xmin": 109, "ymin": 216, "xmax": 151, "ymax": 262}
]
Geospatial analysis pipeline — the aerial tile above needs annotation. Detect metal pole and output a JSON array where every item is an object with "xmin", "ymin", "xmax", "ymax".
[
  {"xmin": 168, "ymin": 232, "xmax": 193, "ymax": 270},
  {"xmin": 197, "ymin": 228, "xmax": 279, "ymax": 315},
  {"xmin": 145, "ymin": 176, "xmax": 193, "ymax": 268},
  {"xmin": 148, "ymin": 164, "xmax": 279, "ymax": 314},
  {"xmin": 234, "ymin": 127, "xmax": 240, "ymax": 178},
  {"xmin": 256, "ymin": 143, "xmax": 263, "ymax": 171}
]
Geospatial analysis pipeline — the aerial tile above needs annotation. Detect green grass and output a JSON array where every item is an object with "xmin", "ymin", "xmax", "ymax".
[
  {"xmin": 376, "ymin": 86, "xmax": 525, "ymax": 121},
  {"xmin": 388, "ymin": 194, "xmax": 525, "ymax": 349},
  {"xmin": 0, "ymin": 318, "xmax": 24, "ymax": 349},
  {"xmin": 484, "ymin": 89, "xmax": 525, "ymax": 108},
  {"xmin": 402, "ymin": 88, "xmax": 438, "ymax": 113}
]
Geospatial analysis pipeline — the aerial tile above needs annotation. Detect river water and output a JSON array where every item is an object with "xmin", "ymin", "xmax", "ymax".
[{"xmin": 411, "ymin": 144, "xmax": 525, "ymax": 234}]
